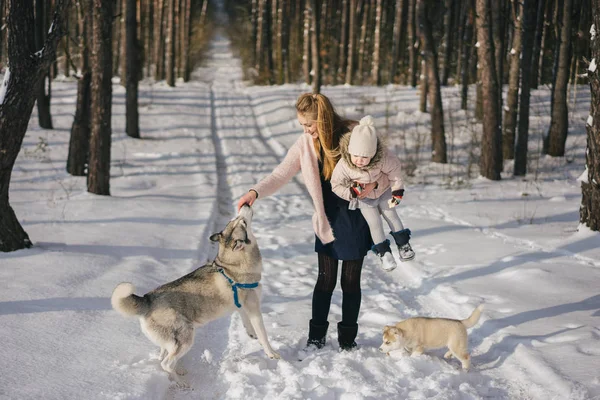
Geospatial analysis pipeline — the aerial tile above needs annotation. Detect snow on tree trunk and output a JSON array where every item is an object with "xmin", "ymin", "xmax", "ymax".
[
  {"xmin": 0, "ymin": 0, "xmax": 71, "ymax": 252},
  {"xmin": 581, "ymin": 4, "xmax": 600, "ymax": 231}
]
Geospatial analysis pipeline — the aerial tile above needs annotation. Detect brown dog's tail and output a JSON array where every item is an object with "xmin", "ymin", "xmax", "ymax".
[
  {"xmin": 111, "ymin": 283, "xmax": 149, "ymax": 317},
  {"xmin": 461, "ymin": 304, "xmax": 484, "ymax": 329}
]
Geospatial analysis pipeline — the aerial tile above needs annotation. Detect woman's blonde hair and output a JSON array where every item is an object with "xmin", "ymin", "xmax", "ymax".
[{"xmin": 296, "ymin": 93, "xmax": 351, "ymax": 180}]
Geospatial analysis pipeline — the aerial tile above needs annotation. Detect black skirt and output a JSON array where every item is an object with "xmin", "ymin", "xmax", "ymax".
[{"xmin": 314, "ymin": 176, "xmax": 373, "ymax": 260}]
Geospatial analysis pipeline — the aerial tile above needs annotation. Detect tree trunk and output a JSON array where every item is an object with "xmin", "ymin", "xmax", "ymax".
[
  {"xmin": 0, "ymin": 0, "xmax": 71, "ymax": 252},
  {"xmin": 35, "ymin": 0, "xmax": 54, "ymax": 129},
  {"xmin": 389, "ymin": 0, "xmax": 405, "ymax": 84},
  {"xmin": 440, "ymin": 0, "xmax": 454, "ymax": 85},
  {"xmin": 491, "ymin": 0, "xmax": 506, "ymax": 94},
  {"xmin": 337, "ymin": 0, "xmax": 348, "ymax": 82},
  {"xmin": 67, "ymin": 1, "xmax": 92, "ymax": 176},
  {"xmin": 544, "ymin": 0, "xmax": 573, "ymax": 156},
  {"xmin": 530, "ymin": 0, "xmax": 546, "ymax": 89},
  {"xmin": 182, "ymin": 0, "xmax": 191, "ymax": 81},
  {"xmin": 273, "ymin": 0, "xmax": 282, "ymax": 84},
  {"xmin": 282, "ymin": 0, "xmax": 291, "ymax": 83},
  {"xmin": 345, "ymin": 0, "xmax": 356, "ymax": 84},
  {"xmin": 302, "ymin": 0, "xmax": 310, "ymax": 84},
  {"xmin": 418, "ymin": 0, "xmax": 447, "ymax": 163},
  {"xmin": 126, "ymin": 0, "xmax": 140, "ymax": 138},
  {"xmin": 154, "ymin": 0, "xmax": 165, "ymax": 80},
  {"xmin": 371, "ymin": 0, "xmax": 382, "ymax": 85},
  {"xmin": 476, "ymin": 0, "xmax": 502, "ymax": 180},
  {"xmin": 407, "ymin": 0, "xmax": 417, "ymax": 87},
  {"xmin": 514, "ymin": 0, "xmax": 537, "ymax": 176},
  {"xmin": 88, "ymin": 0, "xmax": 114, "ymax": 196},
  {"xmin": 461, "ymin": 0, "xmax": 474, "ymax": 110},
  {"xmin": 503, "ymin": 0, "xmax": 523, "ymax": 160},
  {"xmin": 310, "ymin": 0, "xmax": 321, "ymax": 93},
  {"xmin": 357, "ymin": 0, "xmax": 369, "ymax": 84},
  {"xmin": 419, "ymin": 58, "xmax": 427, "ymax": 112},
  {"xmin": 581, "ymin": 0, "xmax": 600, "ymax": 231},
  {"xmin": 165, "ymin": 0, "xmax": 175, "ymax": 86}
]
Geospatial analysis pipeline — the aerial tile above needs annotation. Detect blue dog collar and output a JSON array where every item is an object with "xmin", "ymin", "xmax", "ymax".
[{"xmin": 218, "ymin": 268, "xmax": 259, "ymax": 308}]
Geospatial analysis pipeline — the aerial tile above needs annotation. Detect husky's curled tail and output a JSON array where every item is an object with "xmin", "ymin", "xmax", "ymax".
[
  {"xmin": 111, "ymin": 282, "xmax": 149, "ymax": 317},
  {"xmin": 461, "ymin": 304, "xmax": 484, "ymax": 329}
]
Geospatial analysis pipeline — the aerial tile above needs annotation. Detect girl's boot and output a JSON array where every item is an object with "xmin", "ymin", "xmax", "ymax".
[
  {"xmin": 390, "ymin": 229, "xmax": 415, "ymax": 261},
  {"xmin": 372, "ymin": 240, "xmax": 397, "ymax": 271}
]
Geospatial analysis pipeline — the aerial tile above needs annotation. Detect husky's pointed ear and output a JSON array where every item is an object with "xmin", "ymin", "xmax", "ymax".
[
  {"xmin": 232, "ymin": 239, "xmax": 245, "ymax": 251},
  {"xmin": 210, "ymin": 233, "xmax": 221, "ymax": 242}
]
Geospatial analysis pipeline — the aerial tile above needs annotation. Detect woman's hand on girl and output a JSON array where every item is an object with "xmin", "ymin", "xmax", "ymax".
[{"xmin": 358, "ymin": 182, "xmax": 377, "ymax": 199}]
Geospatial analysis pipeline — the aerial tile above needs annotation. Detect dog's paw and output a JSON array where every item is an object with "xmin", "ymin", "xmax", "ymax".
[
  {"xmin": 267, "ymin": 351, "xmax": 281, "ymax": 360},
  {"xmin": 443, "ymin": 350, "xmax": 453, "ymax": 359},
  {"xmin": 176, "ymin": 366, "xmax": 188, "ymax": 376}
]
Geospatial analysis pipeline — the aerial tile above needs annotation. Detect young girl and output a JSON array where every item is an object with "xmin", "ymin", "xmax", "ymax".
[
  {"xmin": 237, "ymin": 93, "xmax": 374, "ymax": 351},
  {"xmin": 331, "ymin": 115, "xmax": 415, "ymax": 272}
]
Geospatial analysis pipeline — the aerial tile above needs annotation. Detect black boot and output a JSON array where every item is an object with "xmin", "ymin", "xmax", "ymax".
[
  {"xmin": 390, "ymin": 229, "xmax": 415, "ymax": 261},
  {"xmin": 390, "ymin": 229, "xmax": 411, "ymax": 247},
  {"xmin": 307, "ymin": 319, "xmax": 329, "ymax": 349},
  {"xmin": 337, "ymin": 322, "xmax": 358, "ymax": 351}
]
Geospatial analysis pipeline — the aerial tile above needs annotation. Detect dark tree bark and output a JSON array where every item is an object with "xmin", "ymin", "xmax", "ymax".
[
  {"xmin": 407, "ymin": 0, "xmax": 417, "ymax": 87},
  {"xmin": 581, "ymin": 0, "xmax": 600, "ymax": 231},
  {"xmin": 154, "ymin": 0, "xmax": 165, "ymax": 80},
  {"xmin": 418, "ymin": 0, "xmax": 447, "ymax": 164},
  {"xmin": 503, "ymin": 0, "xmax": 523, "ymax": 160},
  {"xmin": 476, "ymin": 0, "xmax": 502, "ymax": 180},
  {"xmin": 419, "ymin": 57, "xmax": 427, "ymax": 112},
  {"xmin": 357, "ymin": 0, "xmax": 369, "ymax": 83},
  {"xmin": 440, "ymin": 0, "xmax": 454, "ymax": 85},
  {"xmin": 182, "ymin": 0, "xmax": 192, "ymax": 81},
  {"xmin": 389, "ymin": 0, "xmax": 405, "ymax": 83},
  {"xmin": 337, "ymin": 0, "xmax": 349, "ymax": 82},
  {"xmin": 514, "ymin": 0, "xmax": 537, "ymax": 176},
  {"xmin": 126, "ymin": 0, "xmax": 140, "ymax": 138},
  {"xmin": 460, "ymin": 0, "xmax": 474, "ymax": 110},
  {"xmin": 310, "ymin": 0, "xmax": 321, "ymax": 93},
  {"xmin": 544, "ymin": 0, "xmax": 573, "ymax": 156},
  {"xmin": 88, "ymin": 0, "xmax": 114, "ymax": 196},
  {"xmin": 273, "ymin": 0, "xmax": 282, "ymax": 84},
  {"xmin": 302, "ymin": 0, "xmax": 310, "ymax": 84},
  {"xmin": 67, "ymin": 2, "xmax": 92, "ymax": 176},
  {"xmin": 0, "ymin": 0, "xmax": 71, "ymax": 252},
  {"xmin": 282, "ymin": 0, "xmax": 291, "ymax": 83},
  {"xmin": 165, "ymin": 0, "xmax": 175, "ymax": 86},
  {"xmin": 35, "ymin": 0, "xmax": 54, "ymax": 129},
  {"xmin": 491, "ymin": 0, "xmax": 506, "ymax": 94},
  {"xmin": 371, "ymin": 0, "xmax": 382, "ymax": 85},
  {"xmin": 530, "ymin": 0, "xmax": 546, "ymax": 88},
  {"xmin": 345, "ymin": 0, "xmax": 356, "ymax": 84}
]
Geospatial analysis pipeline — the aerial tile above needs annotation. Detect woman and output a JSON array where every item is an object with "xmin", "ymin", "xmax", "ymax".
[{"xmin": 237, "ymin": 93, "xmax": 378, "ymax": 350}]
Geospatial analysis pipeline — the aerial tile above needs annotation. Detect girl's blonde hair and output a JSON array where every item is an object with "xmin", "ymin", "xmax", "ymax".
[{"xmin": 296, "ymin": 93, "xmax": 351, "ymax": 180}]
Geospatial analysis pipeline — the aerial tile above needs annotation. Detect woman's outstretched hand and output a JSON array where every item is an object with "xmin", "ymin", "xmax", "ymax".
[
  {"xmin": 237, "ymin": 190, "xmax": 258, "ymax": 211},
  {"xmin": 358, "ymin": 182, "xmax": 377, "ymax": 199}
]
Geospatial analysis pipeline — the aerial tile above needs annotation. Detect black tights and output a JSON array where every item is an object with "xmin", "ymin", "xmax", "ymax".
[{"xmin": 312, "ymin": 253, "xmax": 363, "ymax": 326}]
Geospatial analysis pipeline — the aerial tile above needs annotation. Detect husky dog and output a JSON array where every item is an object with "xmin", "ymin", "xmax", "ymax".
[
  {"xmin": 111, "ymin": 205, "xmax": 280, "ymax": 387},
  {"xmin": 378, "ymin": 305, "xmax": 483, "ymax": 370}
]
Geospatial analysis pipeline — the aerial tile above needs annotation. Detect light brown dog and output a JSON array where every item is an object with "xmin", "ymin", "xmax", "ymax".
[{"xmin": 379, "ymin": 305, "xmax": 483, "ymax": 370}]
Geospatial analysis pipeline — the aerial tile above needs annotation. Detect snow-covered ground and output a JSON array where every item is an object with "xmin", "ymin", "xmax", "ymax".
[{"xmin": 2, "ymin": 9, "xmax": 600, "ymax": 400}]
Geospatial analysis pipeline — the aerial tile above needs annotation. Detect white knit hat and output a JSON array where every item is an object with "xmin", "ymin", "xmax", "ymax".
[{"xmin": 348, "ymin": 115, "xmax": 378, "ymax": 158}]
